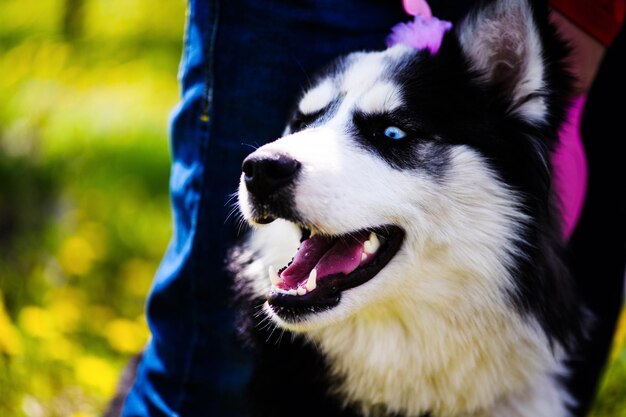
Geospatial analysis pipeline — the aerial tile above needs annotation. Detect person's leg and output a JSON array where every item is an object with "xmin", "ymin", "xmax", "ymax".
[{"xmin": 121, "ymin": 1, "xmax": 410, "ymax": 415}]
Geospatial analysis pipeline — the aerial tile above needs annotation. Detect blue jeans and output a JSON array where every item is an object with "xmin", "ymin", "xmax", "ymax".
[{"xmin": 121, "ymin": 1, "xmax": 409, "ymax": 415}]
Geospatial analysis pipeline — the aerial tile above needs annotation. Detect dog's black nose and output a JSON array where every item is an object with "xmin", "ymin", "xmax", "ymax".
[{"xmin": 242, "ymin": 154, "xmax": 301, "ymax": 197}]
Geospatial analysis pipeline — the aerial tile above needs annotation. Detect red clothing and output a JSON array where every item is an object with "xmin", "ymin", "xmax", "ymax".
[{"xmin": 551, "ymin": 0, "xmax": 625, "ymax": 46}]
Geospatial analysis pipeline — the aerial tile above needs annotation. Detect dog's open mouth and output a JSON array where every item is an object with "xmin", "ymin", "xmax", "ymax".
[{"xmin": 267, "ymin": 225, "xmax": 404, "ymax": 316}]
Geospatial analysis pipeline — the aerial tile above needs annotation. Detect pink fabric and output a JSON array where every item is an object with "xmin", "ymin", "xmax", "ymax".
[
  {"xmin": 552, "ymin": 96, "xmax": 588, "ymax": 239},
  {"xmin": 387, "ymin": 0, "xmax": 452, "ymax": 53},
  {"xmin": 386, "ymin": 16, "xmax": 452, "ymax": 53},
  {"xmin": 402, "ymin": 0, "xmax": 432, "ymax": 19}
]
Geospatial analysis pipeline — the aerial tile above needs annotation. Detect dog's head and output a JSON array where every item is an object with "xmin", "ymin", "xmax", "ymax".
[{"xmin": 238, "ymin": 0, "xmax": 572, "ymax": 334}]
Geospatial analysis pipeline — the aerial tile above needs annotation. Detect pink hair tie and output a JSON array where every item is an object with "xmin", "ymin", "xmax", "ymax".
[
  {"xmin": 402, "ymin": 0, "xmax": 432, "ymax": 19},
  {"xmin": 387, "ymin": 0, "xmax": 452, "ymax": 54}
]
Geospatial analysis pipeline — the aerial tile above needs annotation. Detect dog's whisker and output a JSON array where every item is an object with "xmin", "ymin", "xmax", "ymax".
[
  {"xmin": 256, "ymin": 319, "xmax": 272, "ymax": 330},
  {"xmin": 275, "ymin": 328, "xmax": 287, "ymax": 347},
  {"xmin": 224, "ymin": 206, "xmax": 241, "ymax": 224},
  {"xmin": 265, "ymin": 322, "xmax": 280, "ymax": 343},
  {"xmin": 235, "ymin": 216, "xmax": 249, "ymax": 236},
  {"xmin": 224, "ymin": 192, "xmax": 239, "ymax": 206},
  {"xmin": 241, "ymin": 142, "xmax": 260, "ymax": 151},
  {"xmin": 253, "ymin": 309, "xmax": 268, "ymax": 319}
]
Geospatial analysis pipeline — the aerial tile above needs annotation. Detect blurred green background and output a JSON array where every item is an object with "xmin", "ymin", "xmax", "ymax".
[
  {"xmin": 0, "ymin": 0, "xmax": 623, "ymax": 416},
  {"xmin": 0, "ymin": 0, "xmax": 181, "ymax": 415}
]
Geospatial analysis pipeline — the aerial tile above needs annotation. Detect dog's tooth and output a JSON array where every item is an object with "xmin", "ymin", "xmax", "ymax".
[
  {"xmin": 268, "ymin": 265, "xmax": 281, "ymax": 286},
  {"xmin": 369, "ymin": 232, "xmax": 380, "ymax": 250},
  {"xmin": 287, "ymin": 289, "xmax": 297, "ymax": 296},
  {"xmin": 297, "ymin": 287, "xmax": 306, "ymax": 296},
  {"xmin": 305, "ymin": 269, "xmax": 317, "ymax": 291},
  {"xmin": 361, "ymin": 252, "xmax": 367, "ymax": 262},
  {"xmin": 364, "ymin": 232, "xmax": 380, "ymax": 254}
]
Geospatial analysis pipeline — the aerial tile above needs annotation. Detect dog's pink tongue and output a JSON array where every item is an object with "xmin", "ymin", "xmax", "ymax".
[{"xmin": 279, "ymin": 233, "xmax": 367, "ymax": 289}]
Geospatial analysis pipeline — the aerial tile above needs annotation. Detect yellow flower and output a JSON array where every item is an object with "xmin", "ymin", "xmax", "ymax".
[
  {"xmin": 72, "ymin": 412, "xmax": 96, "ymax": 417},
  {"xmin": 19, "ymin": 306, "xmax": 56, "ymax": 339},
  {"xmin": 58, "ymin": 235, "xmax": 96, "ymax": 276},
  {"xmin": 104, "ymin": 318, "xmax": 149, "ymax": 353},
  {"xmin": 75, "ymin": 356, "xmax": 118, "ymax": 397},
  {"xmin": 0, "ymin": 291, "xmax": 22, "ymax": 355},
  {"xmin": 49, "ymin": 294, "xmax": 81, "ymax": 333}
]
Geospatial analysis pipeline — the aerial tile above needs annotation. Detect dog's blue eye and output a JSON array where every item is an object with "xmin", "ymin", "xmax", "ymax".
[{"xmin": 384, "ymin": 126, "xmax": 406, "ymax": 140}]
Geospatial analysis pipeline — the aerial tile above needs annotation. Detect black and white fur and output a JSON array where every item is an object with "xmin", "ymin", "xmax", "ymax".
[{"xmin": 231, "ymin": 1, "xmax": 585, "ymax": 416}]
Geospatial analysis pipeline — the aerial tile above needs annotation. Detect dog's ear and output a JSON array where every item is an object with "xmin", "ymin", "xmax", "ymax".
[{"xmin": 456, "ymin": 0, "xmax": 552, "ymax": 123}]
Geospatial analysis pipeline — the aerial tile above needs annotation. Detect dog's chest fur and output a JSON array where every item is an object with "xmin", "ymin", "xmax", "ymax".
[{"xmin": 309, "ymin": 302, "xmax": 565, "ymax": 417}]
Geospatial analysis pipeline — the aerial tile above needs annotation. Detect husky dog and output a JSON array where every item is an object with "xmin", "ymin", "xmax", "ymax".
[{"xmin": 232, "ymin": 0, "xmax": 585, "ymax": 416}]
